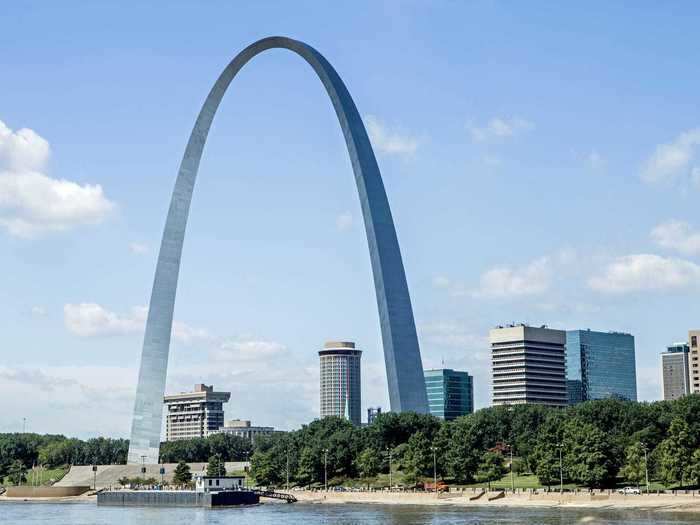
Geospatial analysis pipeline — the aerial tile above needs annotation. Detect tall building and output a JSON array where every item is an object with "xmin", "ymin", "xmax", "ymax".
[
  {"xmin": 164, "ymin": 384, "xmax": 230, "ymax": 441},
  {"xmin": 424, "ymin": 368, "xmax": 474, "ymax": 420},
  {"xmin": 662, "ymin": 343, "xmax": 691, "ymax": 401},
  {"xmin": 688, "ymin": 330, "xmax": 700, "ymax": 393},
  {"xmin": 490, "ymin": 324, "xmax": 568, "ymax": 407},
  {"xmin": 367, "ymin": 407, "xmax": 382, "ymax": 425},
  {"xmin": 566, "ymin": 330, "xmax": 637, "ymax": 404},
  {"xmin": 319, "ymin": 341, "xmax": 362, "ymax": 426},
  {"xmin": 211, "ymin": 419, "xmax": 280, "ymax": 442}
]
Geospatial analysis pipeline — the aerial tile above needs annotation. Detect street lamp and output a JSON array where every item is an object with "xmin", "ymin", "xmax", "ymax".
[
  {"xmin": 323, "ymin": 448, "xmax": 329, "ymax": 491},
  {"xmin": 286, "ymin": 447, "xmax": 290, "ymax": 491},
  {"xmin": 386, "ymin": 447, "xmax": 393, "ymax": 489},
  {"xmin": 556, "ymin": 444, "xmax": 563, "ymax": 494},
  {"xmin": 641, "ymin": 442, "xmax": 650, "ymax": 493},
  {"xmin": 507, "ymin": 444, "xmax": 515, "ymax": 492},
  {"xmin": 430, "ymin": 446, "xmax": 438, "ymax": 496}
]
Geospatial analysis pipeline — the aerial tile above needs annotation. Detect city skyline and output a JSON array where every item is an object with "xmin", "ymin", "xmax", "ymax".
[{"xmin": 3, "ymin": 2, "xmax": 700, "ymax": 438}]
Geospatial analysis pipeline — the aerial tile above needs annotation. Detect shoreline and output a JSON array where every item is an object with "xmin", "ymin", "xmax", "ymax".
[
  {"xmin": 291, "ymin": 490, "xmax": 700, "ymax": 513},
  {"xmin": 2, "ymin": 490, "xmax": 699, "ymax": 513}
]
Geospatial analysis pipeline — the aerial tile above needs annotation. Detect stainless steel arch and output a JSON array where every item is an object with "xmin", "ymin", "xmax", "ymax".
[{"xmin": 127, "ymin": 36, "xmax": 428, "ymax": 464}]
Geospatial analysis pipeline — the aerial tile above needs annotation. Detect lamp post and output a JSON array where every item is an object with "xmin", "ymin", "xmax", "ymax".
[
  {"xmin": 641, "ymin": 442, "xmax": 650, "ymax": 493},
  {"xmin": 430, "ymin": 446, "xmax": 438, "ymax": 496},
  {"xmin": 556, "ymin": 444, "xmax": 563, "ymax": 494},
  {"xmin": 386, "ymin": 447, "xmax": 393, "ymax": 489},
  {"xmin": 509, "ymin": 444, "xmax": 515, "ymax": 493},
  {"xmin": 323, "ymin": 448, "xmax": 329, "ymax": 491}
]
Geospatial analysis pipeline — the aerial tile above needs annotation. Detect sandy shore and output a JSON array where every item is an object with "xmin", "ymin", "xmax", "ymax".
[{"xmin": 292, "ymin": 489, "xmax": 700, "ymax": 513}]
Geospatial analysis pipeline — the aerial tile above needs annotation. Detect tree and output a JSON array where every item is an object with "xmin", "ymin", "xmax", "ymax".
[
  {"xmin": 172, "ymin": 460, "xmax": 192, "ymax": 485},
  {"xmin": 563, "ymin": 420, "xmax": 614, "ymax": 488},
  {"xmin": 355, "ymin": 447, "xmax": 381, "ymax": 485},
  {"xmin": 8, "ymin": 459, "xmax": 26, "ymax": 485},
  {"xmin": 403, "ymin": 431, "xmax": 432, "ymax": 477},
  {"xmin": 656, "ymin": 417, "xmax": 693, "ymax": 487},
  {"xmin": 688, "ymin": 449, "xmax": 700, "ymax": 488},
  {"xmin": 206, "ymin": 455, "xmax": 226, "ymax": 477},
  {"xmin": 475, "ymin": 451, "xmax": 506, "ymax": 490},
  {"xmin": 531, "ymin": 443, "xmax": 560, "ymax": 488},
  {"xmin": 620, "ymin": 443, "xmax": 646, "ymax": 488}
]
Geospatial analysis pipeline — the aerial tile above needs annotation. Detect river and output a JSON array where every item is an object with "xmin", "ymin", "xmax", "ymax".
[{"xmin": 1, "ymin": 502, "xmax": 698, "ymax": 524}]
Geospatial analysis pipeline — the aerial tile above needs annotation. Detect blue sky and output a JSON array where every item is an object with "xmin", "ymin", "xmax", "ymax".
[{"xmin": 2, "ymin": 1, "xmax": 700, "ymax": 437}]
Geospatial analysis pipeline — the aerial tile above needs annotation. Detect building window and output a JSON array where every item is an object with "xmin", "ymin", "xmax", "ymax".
[{"xmin": 693, "ymin": 336, "xmax": 697, "ymax": 348}]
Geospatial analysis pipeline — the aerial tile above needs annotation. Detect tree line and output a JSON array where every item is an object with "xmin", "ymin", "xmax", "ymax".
[
  {"xmin": 249, "ymin": 395, "xmax": 700, "ymax": 489},
  {"xmin": 2, "ymin": 395, "xmax": 699, "ymax": 489}
]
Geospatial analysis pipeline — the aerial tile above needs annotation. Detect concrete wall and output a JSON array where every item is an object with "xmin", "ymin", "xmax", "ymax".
[{"xmin": 5, "ymin": 486, "xmax": 90, "ymax": 498}]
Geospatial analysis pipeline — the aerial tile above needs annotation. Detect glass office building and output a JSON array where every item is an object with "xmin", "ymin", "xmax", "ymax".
[
  {"xmin": 424, "ymin": 368, "xmax": 473, "ymax": 420},
  {"xmin": 566, "ymin": 330, "xmax": 637, "ymax": 404}
]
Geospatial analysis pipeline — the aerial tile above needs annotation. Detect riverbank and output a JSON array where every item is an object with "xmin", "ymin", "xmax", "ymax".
[{"xmin": 293, "ymin": 489, "xmax": 700, "ymax": 513}]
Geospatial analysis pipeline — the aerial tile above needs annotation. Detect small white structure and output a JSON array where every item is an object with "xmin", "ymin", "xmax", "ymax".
[{"xmin": 194, "ymin": 475, "xmax": 245, "ymax": 493}]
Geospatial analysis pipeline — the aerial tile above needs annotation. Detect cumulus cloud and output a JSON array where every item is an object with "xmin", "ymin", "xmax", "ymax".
[
  {"xmin": 651, "ymin": 220, "xmax": 700, "ymax": 256},
  {"xmin": 641, "ymin": 128, "xmax": 700, "ymax": 185},
  {"xmin": 213, "ymin": 340, "xmax": 287, "ymax": 362},
  {"xmin": 467, "ymin": 116, "xmax": 533, "ymax": 142},
  {"xmin": 473, "ymin": 257, "xmax": 551, "ymax": 298},
  {"xmin": 63, "ymin": 303, "xmax": 210, "ymax": 344},
  {"xmin": 336, "ymin": 212, "xmax": 353, "ymax": 232},
  {"xmin": 364, "ymin": 115, "xmax": 418, "ymax": 157},
  {"xmin": 129, "ymin": 242, "xmax": 149, "ymax": 254},
  {"xmin": 0, "ymin": 119, "xmax": 114, "ymax": 237},
  {"xmin": 588, "ymin": 254, "xmax": 700, "ymax": 293}
]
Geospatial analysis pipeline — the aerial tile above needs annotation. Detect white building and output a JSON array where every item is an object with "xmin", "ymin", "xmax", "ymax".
[
  {"xmin": 212, "ymin": 419, "xmax": 279, "ymax": 442},
  {"xmin": 164, "ymin": 384, "xmax": 231, "ymax": 441},
  {"xmin": 319, "ymin": 341, "xmax": 362, "ymax": 425},
  {"xmin": 194, "ymin": 475, "xmax": 245, "ymax": 493},
  {"xmin": 490, "ymin": 324, "xmax": 568, "ymax": 407}
]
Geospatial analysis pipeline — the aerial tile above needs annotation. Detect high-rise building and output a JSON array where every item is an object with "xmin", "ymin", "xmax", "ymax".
[
  {"xmin": 164, "ymin": 384, "xmax": 230, "ymax": 441},
  {"xmin": 490, "ymin": 324, "xmax": 567, "ymax": 407},
  {"xmin": 566, "ymin": 330, "xmax": 637, "ymax": 404},
  {"xmin": 319, "ymin": 341, "xmax": 362, "ymax": 426},
  {"xmin": 662, "ymin": 343, "xmax": 691, "ymax": 401},
  {"xmin": 424, "ymin": 368, "xmax": 473, "ymax": 420},
  {"xmin": 688, "ymin": 330, "xmax": 700, "ymax": 393},
  {"xmin": 367, "ymin": 407, "xmax": 382, "ymax": 425}
]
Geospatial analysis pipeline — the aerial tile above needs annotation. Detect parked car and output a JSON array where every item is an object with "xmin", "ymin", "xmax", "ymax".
[{"xmin": 618, "ymin": 486, "xmax": 641, "ymax": 495}]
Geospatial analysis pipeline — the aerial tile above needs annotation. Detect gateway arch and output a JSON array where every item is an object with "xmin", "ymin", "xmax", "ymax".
[{"xmin": 128, "ymin": 36, "xmax": 428, "ymax": 464}]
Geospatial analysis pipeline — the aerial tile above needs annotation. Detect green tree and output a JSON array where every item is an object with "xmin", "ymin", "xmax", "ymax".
[
  {"xmin": 8, "ymin": 459, "xmax": 27, "ymax": 485},
  {"xmin": 296, "ymin": 447, "xmax": 318, "ymax": 487},
  {"xmin": 206, "ymin": 455, "xmax": 226, "ymax": 477},
  {"xmin": 475, "ymin": 451, "xmax": 506, "ymax": 490},
  {"xmin": 656, "ymin": 417, "xmax": 693, "ymax": 487},
  {"xmin": 563, "ymin": 420, "xmax": 614, "ymax": 488},
  {"xmin": 355, "ymin": 447, "xmax": 381, "ymax": 483},
  {"xmin": 620, "ymin": 443, "xmax": 646, "ymax": 488},
  {"xmin": 172, "ymin": 460, "xmax": 192, "ymax": 485},
  {"xmin": 403, "ymin": 431, "xmax": 432, "ymax": 477},
  {"xmin": 531, "ymin": 443, "xmax": 560, "ymax": 488},
  {"xmin": 688, "ymin": 449, "xmax": 700, "ymax": 487}
]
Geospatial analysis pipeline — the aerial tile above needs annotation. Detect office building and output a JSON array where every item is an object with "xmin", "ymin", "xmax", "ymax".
[
  {"xmin": 164, "ymin": 384, "xmax": 230, "ymax": 441},
  {"xmin": 490, "ymin": 324, "xmax": 567, "ymax": 407},
  {"xmin": 688, "ymin": 330, "xmax": 700, "ymax": 393},
  {"xmin": 424, "ymin": 368, "xmax": 473, "ymax": 420},
  {"xmin": 319, "ymin": 341, "xmax": 362, "ymax": 425},
  {"xmin": 367, "ymin": 407, "xmax": 382, "ymax": 425},
  {"xmin": 566, "ymin": 330, "xmax": 637, "ymax": 404},
  {"xmin": 662, "ymin": 343, "xmax": 691, "ymax": 400},
  {"xmin": 212, "ymin": 419, "xmax": 279, "ymax": 442}
]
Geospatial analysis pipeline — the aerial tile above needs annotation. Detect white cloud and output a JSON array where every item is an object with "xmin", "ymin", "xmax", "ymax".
[
  {"xmin": 364, "ymin": 115, "xmax": 418, "ymax": 157},
  {"xmin": 129, "ymin": 242, "xmax": 149, "ymax": 254},
  {"xmin": 473, "ymin": 257, "xmax": 551, "ymax": 298},
  {"xmin": 335, "ymin": 212, "xmax": 353, "ymax": 232},
  {"xmin": 651, "ymin": 220, "xmax": 700, "ymax": 256},
  {"xmin": 63, "ymin": 303, "xmax": 210, "ymax": 344},
  {"xmin": 588, "ymin": 254, "xmax": 700, "ymax": 293},
  {"xmin": 587, "ymin": 150, "xmax": 606, "ymax": 170},
  {"xmin": 31, "ymin": 305, "xmax": 47, "ymax": 317},
  {"xmin": 0, "ymin": 120, "xmax": 115, "ymax": 237},
  {"xmin": 212, "ymin": 340, "xmax": 287, "ymax": 362},
  {"xmin": 641, "ymin": 128, "xmax": 700, "ymax": 185},
  {"xmin": 467, "ymin": 116, "xmax": 533, "ymax": 142}
]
